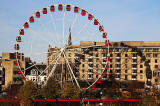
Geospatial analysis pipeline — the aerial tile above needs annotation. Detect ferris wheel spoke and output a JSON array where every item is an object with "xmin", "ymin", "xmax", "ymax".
[
  {"xmin": 70, "ymin": 13, "xmax": 78, "ymax": 32},
  {"xmin": 49, "ymin": 12, "xmax": 62, "ymax": 47},
  {"xmin": 62, "ymin": 9, "xmax": 66, "ymax": 45},
  {"xmin": 65, "ymin": 61, "xmax": 75, "ymax": 84},
  {"xmin": 72, "ymin": 20, "xmax": 90, "ymax": 41},
  {"xmin": 25, "ymin": 50, "xmax": 60, "ymax": 74},
  {"xmin": 23, "ymin": 41, "xmax": 47, "ymax": 48},
  {"xmin": 29, "ymin": 29, "xmax": 53, "ymax": 45},
  {"xmin": 63, "ymin": 51, "xmax": 81, "ymax": 89},
  {"xmin": 44, "ymin": 49, "xmax": 63, "ymax": 86},
  {"xmin": 37, "ymin": 18, "xmax": 58, "ymax": 46},
  {"xmin": 38, "ymin": 50, "xmax": 61, "ymax": 76}
]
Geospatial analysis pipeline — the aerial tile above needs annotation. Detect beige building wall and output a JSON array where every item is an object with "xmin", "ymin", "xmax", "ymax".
[
  {"xmin": 1, "ymin": 53, "xmax": 26, "ymax": 89},
  {"xmin": 46, "ymin": 41, "xmax": 160, "ymax": 88}
]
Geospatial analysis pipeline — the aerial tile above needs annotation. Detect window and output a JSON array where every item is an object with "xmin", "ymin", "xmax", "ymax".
[
  {"xmin": 110, "ymin": 59, "xmax": 112, "ymax": 62},
  {"xmin": 116, "ymin": 69, "xmax": 121, "ymax": 73},
  {"xmin": 103, "ymin": 59, "xmax": 106, "ymax": 62},
  {"xmin": 140, "ymin": 65, "xmax": 143, "ymax": 68},
  {"xmin": 146, "ymin": 53, "xmax": 151, "ymax": 57},
  {"xmin": 82, "ymin": 56, "xmax": 85, "ymax": 62},
  {"xmin": 132, "ymin": 64, "xmax": 137, "ymax": 68},
  {"xmin": 110, "ymin": 54, "xmax": 113, "ymax": 57},
  {"xmin": 155, "ymin": 65, "xmax": 158, "ymax": 68},
  {"xmin": 82, "ymin": 64, "xmax": 85, "ymax": 67},
  {"xmin": 155, "ymin": 79, "xmax": 158, "ymax": 82},
  {"xmin": 140, "ymin": 70, "xmax": 143, "ymax": 73},
  {"xmin": 116, "ymin": 53, "xmax": 121, "ymax": 57},
  {"xmin": 155, "ymin": 59, "xmax": 158, "ymax": 63},
  {"xmin": 13, "ymin": 71, "xmax": 17, "ymax": 75},
  {"xmin": 140, "ymin": 75, "xmax": 143, "ymax": 79},
  {"xmin": 125, "ymin": 59, "xmax": 128, "ymax": 63},
  {"xmin": 82, "ymin": 74, "xmax": 85, "ymax": 78},
  {"xmin": 96, "ymin": 53, "xmax": 98, "ymax": 57},
  {"xmin": 116, "ymin": 64, "xmax": 121, "ymax": 68},
  {"xmin": 110, "ymin": 70, "xmax": 113, "ymax": 73},
  {"xmin": 132, "ymin": 70, "xmax": 137, "ymax": 73},
  {"xmin": 96, "ymin": 64, "xmax": 99, "ymax": 68},
  {"xmin": 125, "ymin": 64, "xmax": 127, "ymax": 68},
  {"xmin": 88, "ymin": 74, "xmax": 93, "ymax": 79},
  {"xmin": 88, "ymin": 59, "xmax": 93, "ymax": 62},
  {"xmin": 140, "ymin": 59, "xmax": 143, "ymax": 63},
  {"xmin": 68, "ymin": 58, "xmax": 71, "ymax": 63},
  {"xmin": 125, "ymin": 54, "xmax": 128, "ymax": 57},
  {"xmin": 102, "ymin": 53, "xmax": 106, "ymax": 57},
  {"xmin": 132, "ymin": 59, "xmax": 137, "ymax": 62},
  {"xmin": 125, "ymin": 75, "xmax": 128, "ymax": 80},
  {"xmin": 68, "ymin": 53, "xmax": 71, "ymax": 57},
  {"xmin": 153, "ymin": 53, "xmax": 158, "ymax": 58},
  {"xmin": 82, "ymin": 69, "xmax": 85, "ymax": 73},
  {"xmin": 132, "ymin": 53, "xmax": 137, "ymax": 57},
  {"xmin": 147, "ymin": 59, "xmax": 151, "ymax": 63},
  {"xmin": 116, "ymin": 59, "xmax": 121, "ymax": 62},
  {"xmin": 132, "ymin": 75, "xmax": 137, "ymax": 79},
  {"xmin": 110, "ymin": 64, "xmax": 112, "ymax": 68},
  {"xmin": 125, "ymin": 70, "xmax": 127, "ymax": 73},
  {"xmin": 96, "ymin": 58, "xmax": 99, "ymax": 62},
  {"xmin": 88, "ymin": 69, "xmax": 93, "ymax": 73},
  {"xmin": 96, "ymin": 75, "xmax": 99, "ymax": 78}
]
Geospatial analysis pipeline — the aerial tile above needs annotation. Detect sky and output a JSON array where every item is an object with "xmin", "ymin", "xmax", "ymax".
[{"xmin": 0, "ymin": 0, "xmax": 160, "ymax": 54}]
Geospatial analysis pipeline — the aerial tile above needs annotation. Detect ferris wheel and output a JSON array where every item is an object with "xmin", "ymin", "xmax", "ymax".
[{"xmin": 14, "ymin": 4, "xmax": 110, "ymax": 90}]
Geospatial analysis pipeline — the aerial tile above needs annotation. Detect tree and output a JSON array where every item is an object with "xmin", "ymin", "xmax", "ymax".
[
  {"xmin": 61, "ymin": 82, "xmax": 80, "ymax": 99},
  {"xmin": 18, "ymin": 81, "xmax": 38, "ymax": 106},
  {"xmin": 41, "ymin": 76, "xmax": 60, "ymax": 99},
  {"xmin": 141, "ymin": 95, "xmax": 157, "ymax": 106}
]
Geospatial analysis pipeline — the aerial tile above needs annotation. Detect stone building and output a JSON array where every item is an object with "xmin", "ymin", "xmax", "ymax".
[
  {"xmin": 46, "ymin": 41, "xmax": 160, "ymax": 89},
  {"xmin": 1, "ymin": 53, "xmax": 26, "ymax": 89}
]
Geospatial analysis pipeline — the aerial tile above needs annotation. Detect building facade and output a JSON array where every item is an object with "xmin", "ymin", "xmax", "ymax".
[
  {"xmin": 1, "ymin": 53, "xmax": 26, "ymax": 89},
  {"xmin": 26, "ymin": 64, "xmax": 47, "ymax": 86},
  {"xmin": 47, "ymin": 41, "xmax": 160, "ymax": 89}
]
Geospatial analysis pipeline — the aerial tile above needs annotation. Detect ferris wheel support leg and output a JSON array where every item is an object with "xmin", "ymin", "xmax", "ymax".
[{"xmin": 62, "ymin": 51, "xmax": 81, "ymax": 89}]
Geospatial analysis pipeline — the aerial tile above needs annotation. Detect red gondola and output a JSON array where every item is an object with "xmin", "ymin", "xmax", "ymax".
[
  {"xmin": 106, "ymin": 65, "xmax": 109, "ymax": 70},
  {"xmin": 58, "ymin": 4, "xmax": 63, "ymax": 11},
  {"xmin": 14, "ymin": 52, "xmax": 18, "ymax": 58},
  {"xmin": 66, "ymin": 5, "xmax": 71, "ymax": 11},
  {"xmin": 24, "ymin": 22, "xmax": 29, "ymax": 28},
  {"xmin": 106, "ymin": 48, "xmax": 110, "ymax": 54},
  {"xmin": 105, "ymin": 40, "xmax": 109, "ymax": 46},
  {"xmin": 36, "ymin": 12, "xmax": 40, "ymax": 18},
  {"xmin": 102, "ymin": 72, "xmax": 106, "ymax": 77},
  {"xmin": 88, "ymin": 14, "xmax": 92, "ymax": 20},
  {"xmin": 94, "ymin": 19, "xmax": 99, "ymax": 25},
  {"xmin": 97, "ymin": 80, "xmax": 102, "ymax": 83},
  {"xmin": 29, "ymin": 16, "xmax": 34, "ymax": 23},
  {"xmin": 103, "ymin": 33, "xmax": 107, "ymax": 38},
  {"xmin": 43, "ymin": 8, "xmax": 47, "ymax": 14},
  {"xmin": 81, "ymin": 9, "xmax": 86, "ymax": 16},
  {"xmin": 74, "ymin": 7, "xmax": 79, "ymax": 13},
  {"xmin": 19, "ymin": 29, "xmax": 24, "ymax": 35},
  {"xmin": 22, "ymin": 76, "xmax": 26, "ymax": 80},
  {"xmin": 18, "ymin": 69, "xmax": 22, "ymax": 74},
  {"xmin": 92, "ymin": 85, "xmax": 96, "ymax": 90},
  {"xmin": 99, "ymin": 26, "xmax": 104, "ymax": 31},
  {"xmin": 16, "ymin": 60, "xmax": 19, "ymax": 66},
  {"xmin": 16, "ymin": 36, "xmax": 21, "ymax": 42},
  {"xmin": 108, "ymin": 57, "xmax": 110, "ymax": 61},
  {"xmin": 50, "ymin": 5, "xmax": 55, "ymax": 12},
  {"xmin": 14, "ymin": 44, "xmax": 19, "ymax": 50}
]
